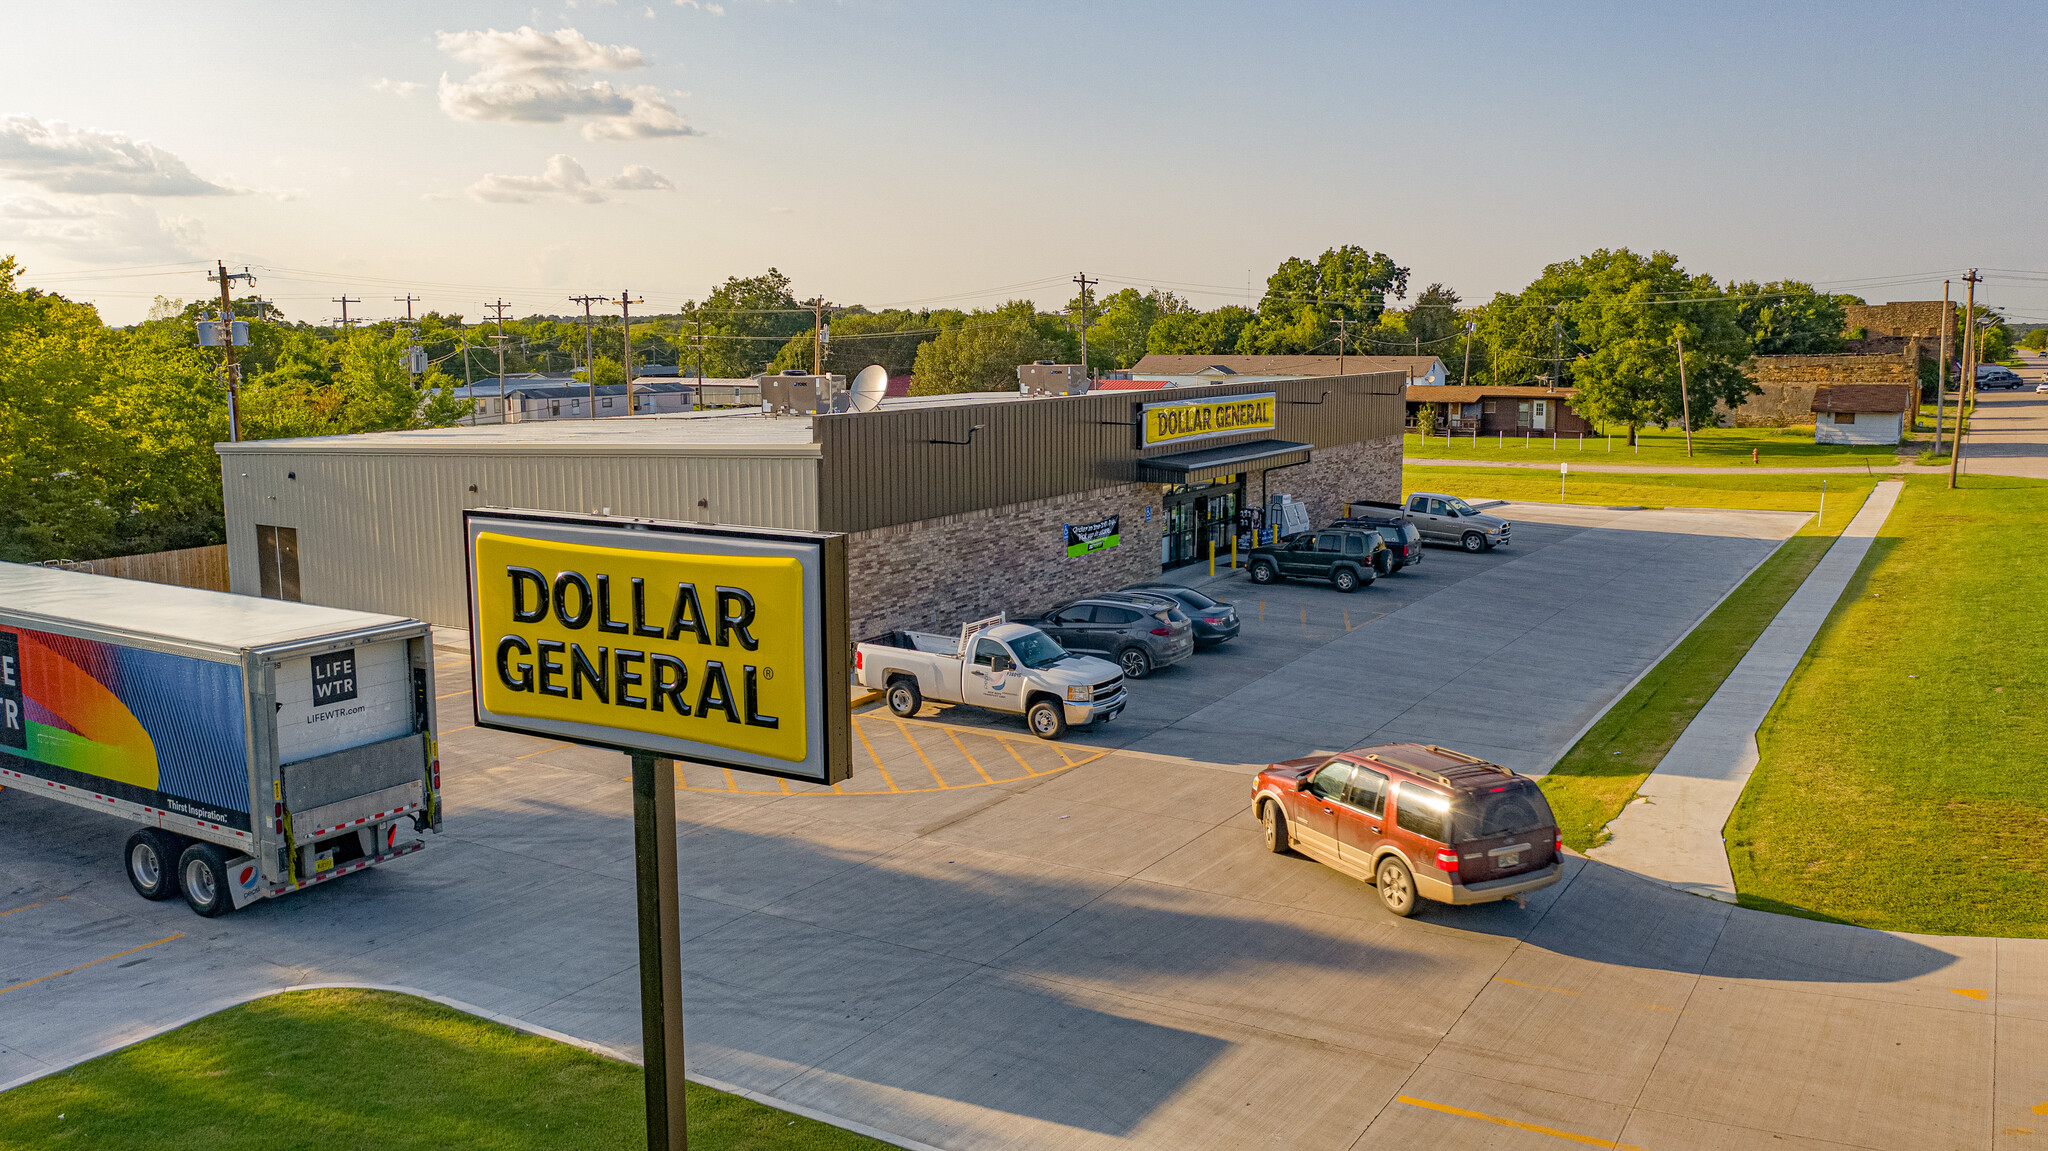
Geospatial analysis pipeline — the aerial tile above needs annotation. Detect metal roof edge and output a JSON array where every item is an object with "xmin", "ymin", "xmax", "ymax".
[{"xmin": 214, "ymin": 440, "xmax": 822, "ymax": 458}]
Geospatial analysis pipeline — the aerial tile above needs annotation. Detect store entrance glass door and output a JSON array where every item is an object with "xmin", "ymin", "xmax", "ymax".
[{"xmin": 1161, "ymin": 477, "xmax": 1242, "ymax": 569}]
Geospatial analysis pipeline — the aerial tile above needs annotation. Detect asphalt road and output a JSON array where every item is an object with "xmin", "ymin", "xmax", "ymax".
[{"xmin": 5, "ymin": 503, "xmax": 2042, "ymax": 1150}]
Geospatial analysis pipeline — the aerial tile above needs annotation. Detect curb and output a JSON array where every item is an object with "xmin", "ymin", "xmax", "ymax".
[{"xmin": 0, "ymin": 983, "xmax": 951, "ymax": 1151}]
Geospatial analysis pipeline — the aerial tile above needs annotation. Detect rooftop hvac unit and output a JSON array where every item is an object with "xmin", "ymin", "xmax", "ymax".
[{"xmin": 760, "ymin": 373, "xmax": 849, "ymax": 415}]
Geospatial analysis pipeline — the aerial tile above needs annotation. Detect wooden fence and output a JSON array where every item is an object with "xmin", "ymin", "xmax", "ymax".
[{"xmin": 30, "ymin": 544, "xmax": 230, "ymax": 592}]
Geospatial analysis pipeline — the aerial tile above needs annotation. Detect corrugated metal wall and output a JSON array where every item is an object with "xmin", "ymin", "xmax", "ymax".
[
  {"xmin": 220, "ymin": 447, "xmax": 818, "ymax": 626},
  {"xmin": 813, "ymin": 373, "xmax": 1404, "ymax": 532}
]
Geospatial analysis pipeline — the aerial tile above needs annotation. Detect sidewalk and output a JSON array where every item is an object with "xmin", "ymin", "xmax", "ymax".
[{"xmin": 1590, "ymin": 479, "xmax": 1905, "ymax": 900}]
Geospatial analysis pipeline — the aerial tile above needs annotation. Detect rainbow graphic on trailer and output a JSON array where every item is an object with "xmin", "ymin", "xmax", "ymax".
[{"xmin": 0, "ymin": 624, "xmax": 252, "ymax": 829}]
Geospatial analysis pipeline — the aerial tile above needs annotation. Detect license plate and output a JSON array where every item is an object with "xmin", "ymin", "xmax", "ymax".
[{"xmin": 1497, "ymin": 852, "xmax": 1519, "ymax": 868}]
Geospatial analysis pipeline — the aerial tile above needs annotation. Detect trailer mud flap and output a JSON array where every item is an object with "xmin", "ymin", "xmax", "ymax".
[{"xmin": 225, "ymin": 854, "xmax": 265, "ymax": 910}]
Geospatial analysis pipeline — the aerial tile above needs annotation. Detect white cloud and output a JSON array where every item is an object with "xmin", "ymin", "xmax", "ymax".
[
  {"xmin": 434, "ymin": 26, "xmax": 698, "ymax": 140},
  {"xmin": 373, "ymin": 78, "xmax": 425, "ymax": 98},
  {"xmin": 674, "ymin": 0, "xmax": 725, "ymax": 13},
  {"xmin": 0, "ymin": 116, "xmax": 230, "ymax": 196},
  {"xmin": 466, "ymin": 154, "xmax": 675, "ymax": 203},
  {"xmin": 0, "ymin": 194, "xmax": 204, "ymax": 261}
]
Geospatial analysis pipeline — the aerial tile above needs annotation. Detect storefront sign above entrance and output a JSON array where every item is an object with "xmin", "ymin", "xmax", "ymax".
[{"xmin": 1139, "ymin": 392, "xmax": 1277, "ymax": 448}]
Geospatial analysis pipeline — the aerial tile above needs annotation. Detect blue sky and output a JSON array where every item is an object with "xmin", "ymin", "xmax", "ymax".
[{"xmin": 3, "ymin": 1, "xmax": 2043, "ymax": 325}]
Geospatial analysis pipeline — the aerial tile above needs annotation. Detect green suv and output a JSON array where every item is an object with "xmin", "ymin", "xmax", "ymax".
[{"xmin": 1246, "ymin": 528, "xmax": 1385, "ymax": 592}]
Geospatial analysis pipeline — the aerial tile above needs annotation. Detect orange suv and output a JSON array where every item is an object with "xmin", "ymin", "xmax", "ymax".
[{"xmin": 1252, "ymin": 743, "xmax": 1561, "ymax": 916}]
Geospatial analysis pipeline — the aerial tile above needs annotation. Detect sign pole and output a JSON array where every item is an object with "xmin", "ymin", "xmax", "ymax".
[{"xmin": 631, "ymin": 750, "xmax": 689, "ymax": 1151}]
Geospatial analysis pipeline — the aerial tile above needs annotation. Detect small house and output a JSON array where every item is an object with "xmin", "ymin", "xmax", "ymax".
[{"xmin": 1810, "ymin": 384, "xmax": 1915, "ymax": 446}]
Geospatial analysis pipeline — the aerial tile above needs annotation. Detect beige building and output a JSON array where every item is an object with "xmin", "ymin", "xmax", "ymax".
[{"xmin": 217, "ymin": 376, "xmax": 1406, "ymax": 639}]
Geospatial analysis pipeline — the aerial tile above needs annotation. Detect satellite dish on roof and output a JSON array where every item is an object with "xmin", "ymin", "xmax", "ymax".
[{"xmin": 851, "ymin": 364, "xmax": 888, "ymax": 412}]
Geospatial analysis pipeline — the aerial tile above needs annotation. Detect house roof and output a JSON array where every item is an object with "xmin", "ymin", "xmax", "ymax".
[
  {"xmin": 1403, "ymin": 385, "xmax": 1577, "ymax": 403},
  {"xmin": 1129, "ymin": 354, "xmax": 1442, "ymax": 378},
  {"xmin": 1810, "ymin": 384, "xmax": 1915, "ymax": 414}
]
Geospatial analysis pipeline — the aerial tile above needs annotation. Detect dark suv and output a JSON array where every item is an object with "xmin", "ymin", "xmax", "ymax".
[
  {"xmin": 1245, "ymin": 527, "xmax": 1384, "ymax": 592},
  {"xmin": 1119, "ymin": 584, "xmax": 1240, "ymax": 646},
  {"xmin": 1332, "ymin": 500, "xmax": 1423, "ymax": 574},
  {"xmin": 1252, "ymin": 742, "xmax": 1561, "ymax": 916},
  {"xmin": 1029, "ymin": 593, "xmax": 1195, "ymax": 679}
]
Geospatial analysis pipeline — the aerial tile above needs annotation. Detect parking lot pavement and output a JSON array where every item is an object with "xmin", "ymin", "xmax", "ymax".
[{"xmin": 5, "ymin": 682, "xmax": 2038, "ymax": 1149}]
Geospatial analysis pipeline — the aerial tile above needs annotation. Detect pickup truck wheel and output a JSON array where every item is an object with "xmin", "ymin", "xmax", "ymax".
[
  {"xmin": 1376, "ymin": 855, "xmax": 1419, "ymax": 918},
  {"xmin": 1027, "ymin": 699, "xmax": 1067, "ymax": 740},
  {"xmin": 1461, "ymin": 531, "xmax": 1487, "ymax": 553},
  {"xmin": 1118, "ymin": 647, "xmax": 1153, "ymax": 680},
  {"xmin": 1261, "ymin": 801, "xmax": 1289, "ymax": 853},
  {"xmin": 1332, "ymin": 568, "xmax": 1360, "ymax": 593},
  {"xmin": 1249, "ymin": 560, "xmax": 1278, "ymax": 585},
  {"xmin": 125, "ymin": 828, "xmax": 185, "ymax": 901},
  {"xmin": 178, "ymin": 842, "xmax": 236, "ymax": 918},
  {"xmin": 886, "ymin": 679, "xmax": 923, "ymax": 718}
]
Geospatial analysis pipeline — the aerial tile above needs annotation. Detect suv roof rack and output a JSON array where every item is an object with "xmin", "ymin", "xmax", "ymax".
[
  {"xmin": 1423, "ymin": 745, "xmax": 1515, "ymax": 777},
  {"xmin": 1360, "ymin": 751, "xmax": 1454, "ymax": 787},
  {"xmin": 1360, "ymin": 745, "xmax": 1516, "ymax": 787}
]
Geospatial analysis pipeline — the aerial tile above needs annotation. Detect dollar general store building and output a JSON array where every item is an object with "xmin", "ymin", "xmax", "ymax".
[{"xmin": 217, "ymin": 374, "xmax": 1405, "ymax": 639}]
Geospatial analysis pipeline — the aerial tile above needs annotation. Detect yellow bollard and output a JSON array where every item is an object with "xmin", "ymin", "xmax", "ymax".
[
  {"xmin": 1230, "ymin": 533, "xmax": 1238, "ymax": 569},
  {"xmin": 1208, "ymin": 539, "xmax": 1215, "ymax": 576}
]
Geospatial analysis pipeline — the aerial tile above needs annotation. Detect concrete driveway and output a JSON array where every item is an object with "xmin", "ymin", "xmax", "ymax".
[{"xmin": 9, "ymin": 502, "xmax": 2040, "ymax": 1149}]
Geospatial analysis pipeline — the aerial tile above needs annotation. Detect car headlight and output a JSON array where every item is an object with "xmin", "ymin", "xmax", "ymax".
[{"xmin": 1066, "ymin": 686, "xmax": 1090, "ymax": 701}]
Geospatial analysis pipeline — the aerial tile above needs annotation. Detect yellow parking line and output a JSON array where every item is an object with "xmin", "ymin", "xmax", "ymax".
[
  {"xmin": 1395, "ymin": 1096, "xmax": 1644, "ymax": 1150},
  {"xmin": 0, "ymin": 896, "xmax": 66, "ymax": 918},
  {"xmin": 945, "ymin": 729, "xmax": 998, "ymax": 784},
  {"xmin": 435, "ymin": 688, "xmax": 471, "ymax": 700},
  {"xmin": 999, "ymin": 737, "xmax": 1040, "ymax": 777},
  {"xmin": 0, "ymin": 934, "xmax": 186, "ymax": 997},
  {"xmin": 720, "ymin": 768, "xmax": 740, "ymax": 793},
  {"xmin": 514, "ymin": 742, "xmax": 572, "ymax": 760},
  {"xmin": 890, "ymin": 720, "xmax": 953, "ymax": 789},
  {"xmin": 852, "ymin": 720, "xmax": 904, "ymax": 793}
]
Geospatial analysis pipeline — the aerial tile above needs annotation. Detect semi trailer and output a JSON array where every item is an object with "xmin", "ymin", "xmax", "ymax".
[{"xmin": 0, "ymin": 562, "xmax": 442, "ymax": 917}]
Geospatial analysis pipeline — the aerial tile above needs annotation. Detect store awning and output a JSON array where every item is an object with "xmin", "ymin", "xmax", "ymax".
[{"xmin": 1136, "ymin": 439, "xmax": 1311, "ymax": 484}]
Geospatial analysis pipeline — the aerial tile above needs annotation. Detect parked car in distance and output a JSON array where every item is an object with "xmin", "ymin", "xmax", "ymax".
[
  {"xmin": 1245, "ymin": 527, "xmax": 1384, "ymax": 592},
  {"xmin": 1030, "ymin": 593, "xmax": 1194, "ymax": 679},
  {"xmin": 2037, "ymin": 383, "xmax": 2048, "ymax": 393},
  {"xmin": 855, "ymin": 619, "xmax": 1123, "ymax": 739},
  {"xmin": 1333, "ymin": 499, "xmax": 1424, "ymax": 573},
  {"xmin": 1977, "ymin": 365, "xmax": 2025, "ymax": 390},
  {"xmin": 1404, "ymin": 492, "xmax": 1511, "ymax": 552},
  {"xmin": 1252, "ymin": 742, "xmax": 1561, "ymax": 916},
  {"xmin": 1119, "ymin": 584, "xmax": 1240, "ymax": 646}
]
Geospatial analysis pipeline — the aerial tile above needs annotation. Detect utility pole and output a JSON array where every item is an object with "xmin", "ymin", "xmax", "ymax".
[
  {"xmin": 394, "ymin": 293, "xmax": 420, "ymax": 321},
  {"xmin": 207, "ymin": 261, "xmax": 256, "ymax": 442},
  {"xmin": 570, "ymin": 294, "xmax": 603, "ymax": 419},
  {"xmin": 487, "ymin": 299, "xmax": 512, "ymax": 424},
  {"xmin": 331, "ymin": 296, "xmax": 362, "ymax": 330},
  {"xmin": 811, "ymin": 298, "xmax": 830, "ymax": 376},
  {"xmin": 1951, "ymin": 269, "xmax": 1979, "ymax": 489},
  {"xmin": 1934, "ymin": 279, "xmax": 1950, "ymax": 455},
  {"xmin": 1072, "ymin": 272, "xmax": 1097, "ymax": 379},
  {"xmin": 1333, "ymin": 316, "xmax": 1352, "ymax": 377},
  {"xmin": 1462, "ymin": 320, "xmax": 1476, "ymax": 385},
  {"xmin": 1675, "ymin": 331, "xmax": 1694, "ymax": 458},
  {"xmin": 614, "ymin": 289, "xmax": 644, "ymax": 414}
]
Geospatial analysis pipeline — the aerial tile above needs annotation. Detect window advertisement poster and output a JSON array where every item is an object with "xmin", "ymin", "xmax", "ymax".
[{"xmin": 1064, "ymin": 515, "xmax": 1122, "ymax": 557}]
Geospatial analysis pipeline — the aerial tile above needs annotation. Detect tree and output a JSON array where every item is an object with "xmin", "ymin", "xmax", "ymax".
[
  {"xmin": 1144, "ymin": 305, "xmax": 1255, "ymax": 356},
  {"xmin": 1078, "ymin": 288, "xmax": 1191, "ymax": 369},
  {"xmin": 1729, "ymin": 281, "xmax": 1856, "ymax": 354},
  {"xmin": 909, "ymin": 302, "xmax": 1076, "ymax": 395},
  {"xmin": 1529, "ymin": 250, "xmax": 1754, "ymax": 444},
  {"xmin": 764, "ymin": 309, "xmax": 951, "ymax": 378},
  {"xmin": 2021, "ymin": 328, "xmax": 2048, "ymax": 352},
  {"xmin": 1239, "ymin": 246, "xmax": 1409, "ymax": 355},
  {"xmin": 576, "ymin": 356, "xmax": 625, "ymax": 388},
  {"xmin": 687, "ymin": 269, "xmax": 808, "ymax": 378}
]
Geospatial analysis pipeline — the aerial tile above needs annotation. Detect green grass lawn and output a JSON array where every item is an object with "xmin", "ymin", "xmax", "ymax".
[
  {"xmin": 1529, "ymin": 477, "xmax": 1878, "ymax": 850},
  {"xmin": 1725, "ymin": 476, "xmax": 2048, "ymax": 935},
  {"xmin": 1403, "ymin": 465, "xmax": 1876, "ymax": 523},
  {"xmin": 0, "ymin": 989, "xmax": 887, "ymax": 1151},
  {"xmin": 1403, "ymin": 424, "xmax": 1907, "ymax": 467}
]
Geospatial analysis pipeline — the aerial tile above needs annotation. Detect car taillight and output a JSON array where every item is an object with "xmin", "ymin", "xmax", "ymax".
[
  {"xmin": 1151, "ymin": 627, "xmax": 1171, "ymax": 636},
  {"xmin": 1435, "ymin": 847, "xmax": 1459, "ymax": 872},
  {"xmin": 1555, "ymin": 831, "xmax": 1564, "ymax": 853}
]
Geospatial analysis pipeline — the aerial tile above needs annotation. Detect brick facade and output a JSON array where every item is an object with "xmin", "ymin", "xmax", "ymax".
[
  {"xmin": 844, "ymin": 433, "xmax": 1401, "ymax": 638},
  {"xmin": 1726, "ymin": 351, "xmax": 1919, "ymax": 427}
]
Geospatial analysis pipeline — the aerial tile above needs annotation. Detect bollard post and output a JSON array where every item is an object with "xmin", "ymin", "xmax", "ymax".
[{"xmin": 1208, "ymin": 539, "xmax": 1215, "ymax": 577}]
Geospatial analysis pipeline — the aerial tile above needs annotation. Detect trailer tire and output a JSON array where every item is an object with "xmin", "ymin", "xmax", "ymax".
[
  {"xmin": 125, "ymin": 828, "xmax": 186, "ymax": 901},
  {"xmin": 178, "ymin": 842, "xmax": 236, "ymax": 918},
  {"xmin": 887, "ymin": 677, "xmax": 924, "ymax": 719}
]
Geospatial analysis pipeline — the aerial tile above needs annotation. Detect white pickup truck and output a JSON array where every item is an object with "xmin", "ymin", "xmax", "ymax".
[{"xmin": 854, "ymin": 616, "xmax": 1126, "ymax": 739}]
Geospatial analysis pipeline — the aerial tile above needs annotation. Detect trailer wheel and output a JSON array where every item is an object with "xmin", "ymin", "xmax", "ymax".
[
  {"xmin": 178, "ymin": 842, "xmax": 236, "ymax": 918},
  {"xmin": 887, "ymin": 678, "xmax": 924, "ymax": 718},
  {"xmin": 125, "ymin": 829, "xmax": 185, "ymax": 901}
]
